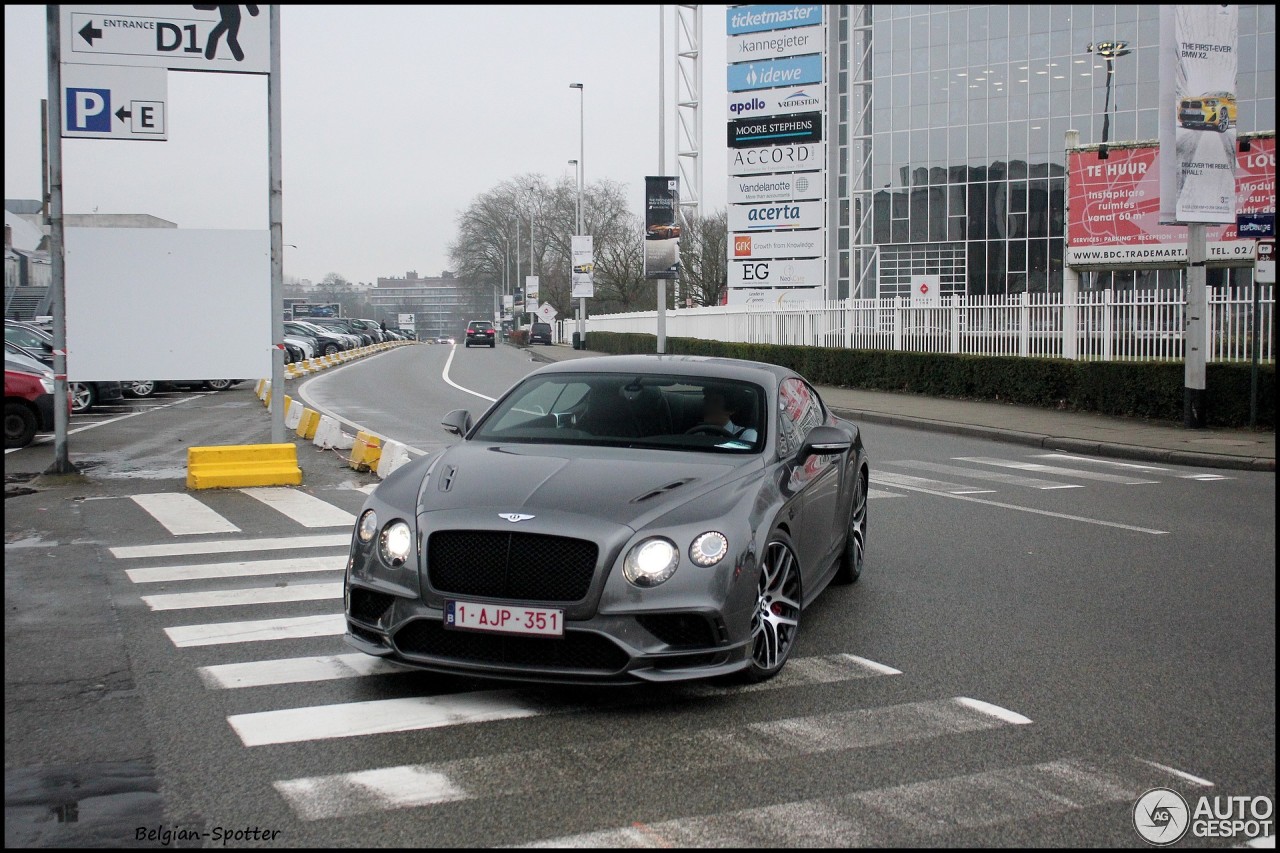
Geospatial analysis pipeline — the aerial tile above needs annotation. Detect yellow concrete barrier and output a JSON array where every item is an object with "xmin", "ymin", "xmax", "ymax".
[
  {"xmin": 296, "ymin": 408, "xmax": 321, "ymax": 440},
  {"xmin": 349, "ymin": 431, "xmax": 382, "ymax": 472},
  {"xmin": 187, "ymin": 443, "xmax": 303, "ymax": 489}
]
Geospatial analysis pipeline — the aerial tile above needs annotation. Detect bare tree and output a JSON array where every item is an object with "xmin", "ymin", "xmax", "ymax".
[{"xmin": 677, "ymin": 208, "xmax": 729, "ymax": 307}]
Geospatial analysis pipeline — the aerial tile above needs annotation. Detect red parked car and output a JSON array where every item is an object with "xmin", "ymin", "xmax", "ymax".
[{"xmin": 5, "ymin": 366, "xmax": 67, "ymax": 449}]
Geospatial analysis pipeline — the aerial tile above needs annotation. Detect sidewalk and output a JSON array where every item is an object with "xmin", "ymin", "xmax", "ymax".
[{"xmin": 526, "ymin": 343, "xmax": 1275, "ymax": 472}]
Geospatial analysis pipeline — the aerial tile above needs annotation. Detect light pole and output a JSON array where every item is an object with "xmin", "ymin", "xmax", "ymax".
[
  {"xmin": 1088, "ymin": 40, "xmax": 1130, "ymax": 158},
  {"xmin": 570, "ymin": 82, "xmax": 586, "ymax": 346},
  {"xmin": 568, "ymin": 159, "xmax": 580, "ymax": 232}
]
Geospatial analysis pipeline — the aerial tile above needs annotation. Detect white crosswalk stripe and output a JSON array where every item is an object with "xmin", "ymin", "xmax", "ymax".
[
  {"xmin": 241, "ymin": 487, "xmax": 358, "ymax": 527},
  {"xmin": 885, "ymin": 459, "xmax": 1083, "ymax": 489},
  {"xmin": 953, "ymin": 456, "xmax": 1161, "ymax": 484},
  {"xmin": 272, "ymin": 696, "xmax": 1028, "ymax": 821},
  {"xmin": 164, "ymin": 613, "xmax": 345, "ymax": 647},
  {"xmin": 126, "ymin": 554, "xmax": 344, "ymax": 584},
  {"xmin": 140, "ymin": 581, "xmax": 341, "ymax": 611},
  {"xmin": 130, "ymin": 493, "xmax": 242, "ymax": 535}
]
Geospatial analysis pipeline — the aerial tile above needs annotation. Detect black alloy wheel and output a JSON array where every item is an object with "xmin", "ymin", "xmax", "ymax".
[
  {"xmin": 738, "ymin": 531, "xmax": 802, "ymax": 683},
  {"xmin": 834, "ymin": 467, "xmax": 868, "ymax": 585}
]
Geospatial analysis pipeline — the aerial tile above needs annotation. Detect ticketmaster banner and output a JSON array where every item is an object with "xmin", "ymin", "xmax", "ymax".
[
  {"xmin": 1159, "ymin": 5, "xmax": 1239, "ymax": 224},
  {"xmin": 726, "ymin": 4, "xmax": 822, "ymax": 36}
]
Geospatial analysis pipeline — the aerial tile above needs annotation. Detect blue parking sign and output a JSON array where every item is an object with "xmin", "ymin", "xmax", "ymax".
[{"xmin": 66, "ymin": 87, "xmax": 111, "ymax": 132}]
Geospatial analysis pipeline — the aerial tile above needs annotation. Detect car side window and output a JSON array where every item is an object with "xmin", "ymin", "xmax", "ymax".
[{"xmin": 777, "ymin": 378, "xmax": 825, "ymax": 456}]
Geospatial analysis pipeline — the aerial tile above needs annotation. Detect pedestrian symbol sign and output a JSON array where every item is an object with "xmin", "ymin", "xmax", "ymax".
[{"xmin": 61, "ymin": 6, "xmax": 269, "ymax": 74}]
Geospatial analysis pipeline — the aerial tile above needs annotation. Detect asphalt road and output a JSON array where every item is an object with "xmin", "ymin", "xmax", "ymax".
[{"xmin": 4, "ymin": 344, "xmax": 1275, "ymax": 847}]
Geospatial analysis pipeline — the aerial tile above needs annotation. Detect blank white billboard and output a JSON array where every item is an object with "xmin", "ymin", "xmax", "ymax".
[{"xmin": 64, "ymin": 227, "xmax": 271, "ymax": 381}]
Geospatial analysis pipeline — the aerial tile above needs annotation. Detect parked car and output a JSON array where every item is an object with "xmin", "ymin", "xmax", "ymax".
[
  {"xmin": 343, "ymin": 353, "xmax": 870, "ymax": 685},
  {"xmin": 464, "ymin": 320, "xmax": 496, "ymax": 348},
  {"xmin": 5, "ymin": 365, "xmax": 65, "ymax": 448},
  {"xmin": 311, "ymin": 317, "xmax": 373, "ymax": 347},
  {"xmin": 5, "ymin": 320, "xmax": 125, "ymax": 413},
  {"xmin": 347, "ymin": 318, "xmax": 385, "ymax": 344},
  {"xmin": 286, "ymin": 320, "xmax": 350, "ymax": 356},
  {"xmin": 528, "ymin": 322, "xmax": 553, "ymax": 345}
]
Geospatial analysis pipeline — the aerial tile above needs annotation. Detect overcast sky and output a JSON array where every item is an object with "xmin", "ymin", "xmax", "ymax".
[{"xmin": 5, "ymin": 4, "xmax": 729, "ymax": 285}]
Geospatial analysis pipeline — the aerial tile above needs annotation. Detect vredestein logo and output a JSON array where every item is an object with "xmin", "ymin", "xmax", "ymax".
[{"xmin": 780, "ymin": 90, "xmax": 820, "ymax": 108}]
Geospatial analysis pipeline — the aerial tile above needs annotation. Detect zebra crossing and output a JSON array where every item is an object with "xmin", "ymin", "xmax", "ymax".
[{"xmin": 104, "ymin": 456, "xmax": 1234, "ymax": 843}]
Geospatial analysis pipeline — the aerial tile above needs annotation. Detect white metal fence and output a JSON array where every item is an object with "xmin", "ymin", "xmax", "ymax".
[{"xmin": 578, "ymin": 287, "xmax": 1274, "ymax": 363}]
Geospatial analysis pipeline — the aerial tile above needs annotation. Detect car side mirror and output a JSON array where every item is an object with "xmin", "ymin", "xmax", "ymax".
[
  {"xmin": 797, "ymin": 425, "xmax": 852, "ymax": 461},
  {"xmin": 441, "ymin": 408, "xmax": 473, "ymax": 437}
]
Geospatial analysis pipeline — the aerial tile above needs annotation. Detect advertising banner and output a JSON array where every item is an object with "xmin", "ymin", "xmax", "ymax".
[
  {"xmin": 729, "ymin": 230, "xmax": 823, "ymax": 259},
  {"xmin": 729, "ymin": 199, "xmax": 824, "ymax": 231},
  {"xmin": 643, "ymin": 177, "xmax": 681, "ymax": 280},
  {"xmin": 726, "ymin": 4, "xmax": 822, "ymax": 36},
  {"xmin": 524, "ymin": 275, "xmax": 539, "ymax": 303},
  {"xmin": 728, "ymin": 54, "xmax": 823, "ymax": 92},
  {"xmin": 728, "ymin": 86, "xmax": 824, "ymax": 120},
  {"xmin": 729, "ymin": 142, "xmax": 824, "ymax": 176},
  {"xmin": 1066, "ymin": 138, "xmax": 1274, "ymax": 266},
  {"xmin": 729, "ymin": 258, "xmax": 825, "ymax": 288},
  {"xmin": 571, "ymin": 236, "xmax": 594, "ymax": 298},
  {"xmin": 727, "ymin": 25, "xmax": 823, "ymax": 63},
  {"xmin": 727, "ymin": 111, "xmax": 822, "ymax": 149},
  {"xmin": 1159, "ymin": 5, "xmax": 1239, "ymax": 225}
]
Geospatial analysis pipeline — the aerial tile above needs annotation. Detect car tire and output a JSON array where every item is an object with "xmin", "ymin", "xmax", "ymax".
[
  {"xmin": 833, "ymin": 467, "xmax": 868, "ymax": 585},
  {"xmin": 735, "ymin": 530, "xmax": 802, "ymax": 684},
  {"xmin": 69, "ymin": 382, "xmax": 95, "ymax": 413},
  {"xmin": 5, "ymin": 402, "xmax": 38, "ymax": 448},
  {"xmin": 204, "ymin": 380, "xmax": 234, "ymax": 391},
  {"xmin": 324, "ymin": 343, "xmax": 340, "ymax": 357},
  {"xmin": 127, "ymin": 380, "xmax": 156, "ymax": 398}
]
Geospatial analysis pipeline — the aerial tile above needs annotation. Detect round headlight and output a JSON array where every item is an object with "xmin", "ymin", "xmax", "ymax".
[
  {"xmin": 379, "ymin": 521, "xmax": 413, "ymax": 567},
  {"xmin": 623, "ymin": 537, "xmax": 679, "ymax": 587},
  {"xmin": 357, "ymin": 509, "xmax": 378, "ymax": 542},
  {"xmin": 689, "ymin": 531, "xmax": 728, "ymax": 567}
]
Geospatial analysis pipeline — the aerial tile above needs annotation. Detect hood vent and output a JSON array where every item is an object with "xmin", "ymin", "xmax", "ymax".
[{"xmin": 631, "ymin": 479, "xmax": 696, "ymax": 503}]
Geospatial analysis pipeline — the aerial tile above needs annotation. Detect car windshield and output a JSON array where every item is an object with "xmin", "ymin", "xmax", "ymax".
[{"xmin": 471, "ymin": 372, "xmax": 765, "ymax": 453}]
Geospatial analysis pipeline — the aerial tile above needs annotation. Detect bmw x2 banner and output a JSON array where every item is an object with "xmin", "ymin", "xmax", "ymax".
[
  {"xmin": 571, "ymin": 236, "xmax": 594, "ymax": 299},
  {"xmin": 1159, "ymin": 5, "xmax": 1239, "ymax": 225},
  {"xmin": 644, "ymin": 176, "xmax": 681, "ymax": 280}
]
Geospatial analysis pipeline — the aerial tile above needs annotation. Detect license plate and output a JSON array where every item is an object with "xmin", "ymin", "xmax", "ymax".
[{"xmin": 445, "ymin": 601, "xmax": 564, "ymax": 637}]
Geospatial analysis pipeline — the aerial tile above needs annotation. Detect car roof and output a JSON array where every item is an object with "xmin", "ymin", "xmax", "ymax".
[{"xmin": 529, "ymin": 353, "xmax": 798, "ymax": 385}]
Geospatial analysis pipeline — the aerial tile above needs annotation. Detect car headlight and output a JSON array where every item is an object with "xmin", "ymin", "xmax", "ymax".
[
  {"xmin": 689, "ymin": 531, "xmax": 728, "ymax": 567},
  {"xmin": 357, "ymin": 509, "xmax": 378, "ymax": 543},
  {"xmin": 379, "ymin": 521, "xmax": 413, "ymax": 567},
  {"xmin": 623, "ymin": 537, "xmax": 679, "ymax": 587}
]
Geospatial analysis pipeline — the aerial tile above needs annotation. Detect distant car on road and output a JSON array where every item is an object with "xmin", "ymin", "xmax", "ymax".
[
  {"xmin": 528, "ymin": 321, "xmax": 553, "ymax": 345},
  {"xmin": 465, "ymin": 320, "xmax": 496, "ymax": 348}
]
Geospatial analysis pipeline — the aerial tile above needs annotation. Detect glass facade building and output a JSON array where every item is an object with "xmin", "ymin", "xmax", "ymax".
[{"xmin": 833, "ymin": 5, "xmax": 1276, "ymax": 298}]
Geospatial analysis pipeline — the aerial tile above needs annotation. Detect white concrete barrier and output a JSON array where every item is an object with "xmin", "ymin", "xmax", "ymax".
[
  {"xmin": 284, "ymin": 398, "xmax": 303, "ymax": 430},
  {"xmin": 313, "ymin": 415, "xmax": 355, "ymax": 450},
  {"xmin": 375, "ymin": 440, "xmax": 412, "ymax": 478}
]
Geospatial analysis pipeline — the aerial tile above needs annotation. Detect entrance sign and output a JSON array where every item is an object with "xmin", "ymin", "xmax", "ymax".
[
  {"xmin": 61, "ymin": 5, "xmax": 270, "ymax": 73},
  {"xmin": 61, "ymin": 63, "xmax": 167, "ymax": 139}
]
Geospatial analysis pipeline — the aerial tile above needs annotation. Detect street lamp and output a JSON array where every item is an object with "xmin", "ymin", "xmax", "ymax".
[
  {"xmin": 568, "ymin": 159, "xmax": 580, "ymax": 233},
  {"xmin": 570, "ymin": 82, "xmax": 585, "ymax": 345},
  {"xmin": 1088, "ymin": 40, "xmax": 1131, "ymax": 159}
]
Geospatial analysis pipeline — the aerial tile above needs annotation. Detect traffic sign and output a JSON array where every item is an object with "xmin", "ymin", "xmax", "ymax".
[
  {"xmin": 1257, "ymin": 239, "xmax": 1275, "ymax": 285},
  {"xmin": 61, "ymin": 5, "xmax": 269, "ymax": 74},
  {"xmin": 61, "ymin": 63, "xmax": 166, "ymax": 140},
  {"xmin": 537, "ymin": 303, "xmax": 558, "ymax": 322}
]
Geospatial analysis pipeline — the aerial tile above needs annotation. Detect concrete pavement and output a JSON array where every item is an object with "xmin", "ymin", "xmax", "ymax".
[{"xmin": 525, "ymin": 342, "xmax": 1275, "ymax": 472}]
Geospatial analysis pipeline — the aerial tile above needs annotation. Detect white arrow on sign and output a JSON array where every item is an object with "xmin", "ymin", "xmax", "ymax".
[
  {"xmin": 61, "ymin": 63, "xmax": 167, "ymax": 140},
  {"xmin": 61, "ymin": 6, "xmax": 269, "ymax": 74}
]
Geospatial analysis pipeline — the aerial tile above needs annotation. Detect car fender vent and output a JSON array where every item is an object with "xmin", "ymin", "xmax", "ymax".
[
  {"xmin": 438, "ymin": 465, "xmax": 457, "ymax": 491},
  {"xmin": 632, "ymin": 479, "xmax": 695, "ymax": 503}
]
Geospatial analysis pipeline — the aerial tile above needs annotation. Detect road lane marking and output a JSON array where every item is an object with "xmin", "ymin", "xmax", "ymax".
[
  {"xmin": 111, "ymin": 534, "xmax": 350, "ymax": 559},
  {"xmin": 241, "ymin": 487, "xmax": 357, "ymax": 527},
  {"xmin": 164, "ymin": 614, "xmax": 344, "ymax": 647},
  {"xmin": 873, "ymin": 470, "xmax": 996, "ymax": 495},
  {"xmin": 125, "ymin": 554, "xmax": 344, "ymax": 584},
  {"xmin": 130, "ymin": 493, "xmax": 241, "ymax": 535},
  {"xmin": 886, "ymin": 459, "xmax": 1083, "ymax": 490},
  {"xmin": 141, "ymin": 582, "xmax": 341, "ymax": 611},
  {"xmin": 953, "ymin": 457, "xmax": 1160, "ymax": 485}
]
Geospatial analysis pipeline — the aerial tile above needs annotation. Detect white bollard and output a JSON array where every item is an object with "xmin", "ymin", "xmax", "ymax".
[{"xmin": 284, "ymin": 398, "xmax": 303, "ymax": 430}]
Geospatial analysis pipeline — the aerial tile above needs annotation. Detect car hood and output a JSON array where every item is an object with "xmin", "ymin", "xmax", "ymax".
[{"xmin": 418, "ymin": 441, "xmax": 758, "ymax": 529}]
